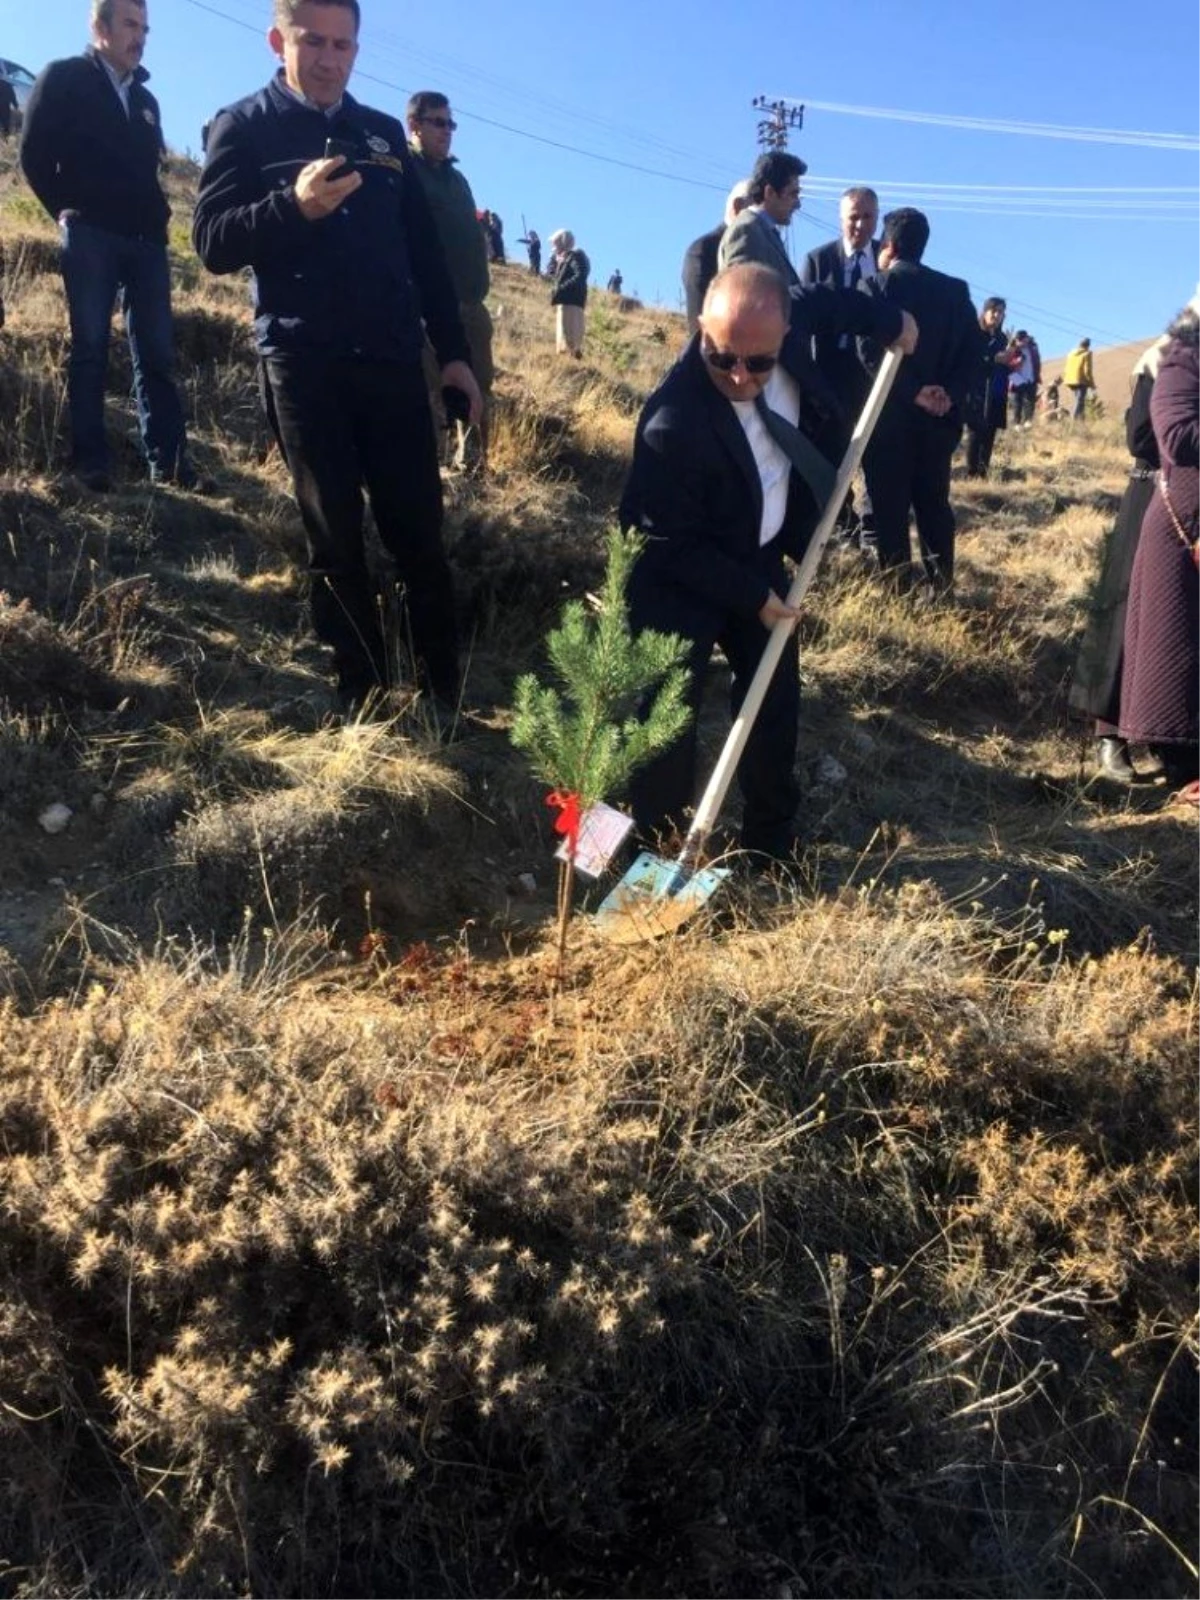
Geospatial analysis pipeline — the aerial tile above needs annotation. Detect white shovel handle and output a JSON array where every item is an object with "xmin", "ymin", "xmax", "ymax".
[{"xmin": 681, "ymin": 345, "xmax": 904, "ymax": 859}]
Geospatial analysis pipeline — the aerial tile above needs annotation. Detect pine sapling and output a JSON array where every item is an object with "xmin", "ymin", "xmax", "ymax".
[{"xmin": 510, "ymin": 527, "xmax": 691, "ymax": 975}]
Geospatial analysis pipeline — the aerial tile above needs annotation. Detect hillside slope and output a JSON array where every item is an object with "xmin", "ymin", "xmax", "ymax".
[{"xmin": 0, "ymin": 153, "xmax": 1195, "ymax": 1599}]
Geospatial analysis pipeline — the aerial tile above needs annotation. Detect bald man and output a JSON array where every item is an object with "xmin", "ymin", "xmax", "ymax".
[{"xmin": 620, "ymin": 262, "xmax": 915, "ymax": 859}]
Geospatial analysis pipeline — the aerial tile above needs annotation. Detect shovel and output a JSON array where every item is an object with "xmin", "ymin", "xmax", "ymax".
[{"xmin": 595, "ymin": 346, "xmax": 904, "ymax": 944}]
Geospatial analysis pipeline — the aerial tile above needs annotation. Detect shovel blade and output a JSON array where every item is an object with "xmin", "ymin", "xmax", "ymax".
[{"xmin": 594, "ymin": 851, "xmax": 731, "ymax": 944}]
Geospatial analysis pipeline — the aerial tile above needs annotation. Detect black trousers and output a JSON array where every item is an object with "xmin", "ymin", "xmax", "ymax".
[
  {"xmin": 864, "ymin": 411, "xmax": 962, "ymax": 589},
  {"xmin": 262, "ymin": 353, "xmax": 459, "ymax": 699},
  {"xmin": 964, "ymin": 422, "xmax": 997, "ymax": 477},
  {"xmin": 627, "ymin": 545, "xmax": 800, "ymax": 856}
]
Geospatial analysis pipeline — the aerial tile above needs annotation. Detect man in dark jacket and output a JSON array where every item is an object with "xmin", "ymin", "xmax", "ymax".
[
  {"xmin": 193, "ymin": 0, "xmax": 480, "ymax": 713},
  {"xmin": 19, "ymin": 0, "xmax": 194, "ymax": 490},
  {"xmin": 963, "ymin": 296, "xmax": 1013, "ymax": 477},
  {"xmin": 620, "ymin": 262, "xmax": 915, "ymax": 857},
  {"xmin": 680, "ymin": 180, "xmax": 749, "ymax": 333},
  {"xmin": 406, "ymin": 89, "xmax": 491, "ymax": 472},
  {"xmin": 860, "ymin": 208, "xmax": 980, "ymax": 592},
  {"xmin": 800, "ymin": 186, "xmax": 881, "ymax": 442},
  {"xmin": 800, "ymin": 185, "xmax": 882, "ymax": 544}
]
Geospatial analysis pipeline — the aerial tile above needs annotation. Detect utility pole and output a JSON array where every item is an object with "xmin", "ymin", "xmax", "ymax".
[{"xmin": 751, "ymin": 95, "xmax": 803, "ymax": 151}]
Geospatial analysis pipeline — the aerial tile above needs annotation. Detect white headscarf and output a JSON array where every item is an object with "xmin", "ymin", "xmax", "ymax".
[{"xmin": 1131, "ymin": 334, "xmax": 1171, "ymax": 385}]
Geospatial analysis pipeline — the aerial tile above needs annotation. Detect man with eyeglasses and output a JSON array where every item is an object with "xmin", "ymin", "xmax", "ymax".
[
  {"xmin": 406, "ymin": 89, "xmax": 493, "ymax": 474},
  {"xmin": 619, "ymin": 262, "xmax": 916, "ymax": 861},
  {"xmin": 193, "ymin": 0, "xmax": 480, "ymax": 718}
]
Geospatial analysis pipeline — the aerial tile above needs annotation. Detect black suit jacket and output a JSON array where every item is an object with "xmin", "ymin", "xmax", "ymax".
[
  {"xmin": 800, "ymin": 237, "xmax": 880, "ymax": 289},
  {"xmin": 681, "ymin": 223, "xmax": 723, "ymax": 332},
  {"xmin": 800, "ymin": 238, "xmax": 880, "ymax": 411},
  {"xmin": 860, "ymin": 259, "xmax": 981, "ymax": 421},
  {"xmin": 620, "ymin": 285, "xmax": 904, "ymax": 619}
]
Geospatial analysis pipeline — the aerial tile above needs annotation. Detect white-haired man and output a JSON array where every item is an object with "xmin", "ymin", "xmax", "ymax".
[{"xmin": 680, "ymin": 180, "xmax": 750, "ymax": 333}]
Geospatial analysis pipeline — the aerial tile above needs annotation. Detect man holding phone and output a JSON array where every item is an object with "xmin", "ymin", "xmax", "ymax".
[{"xmin": 193, "ymin": 0, "xmax": 481, "ymax": 715}]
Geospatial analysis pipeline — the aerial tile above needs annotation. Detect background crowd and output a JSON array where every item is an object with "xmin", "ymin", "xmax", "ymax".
[{"xmin": 5, "ymin": 0, "xmax": 1196, "ymax": 808}]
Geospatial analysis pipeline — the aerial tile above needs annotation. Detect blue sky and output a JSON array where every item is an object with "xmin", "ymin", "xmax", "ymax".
[{"xmin": 6, "ymin": 0, "xmax": 1198, "ymax": 353}]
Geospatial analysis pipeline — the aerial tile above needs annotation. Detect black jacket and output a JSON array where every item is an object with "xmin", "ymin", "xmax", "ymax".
[
  {"xmin": 800, "ymin": 237, "xmax": 881, "ymax": 409},
  {"xmin": 550, "ymin": 248, "xmax": 589, "ymax": 308},
  {"xmin": 193, "ymin": 75, "xmax": 468, "ymax": 366},
  {"xmin": 861, "ymin": 259, "xmax": 980, "ymax": 420},
  {"xmin": 801, "ymin": 237, "xmax": 880, "ymax": 288},
  {"xmin": 20, "ymin": 49, "xmax": 169, "ymax": 242},
  {"xmin": 620, "ymin": 286, "xmax": 903, "ymax": 619},
  {"xmin": 681, "ymin": 223, "xmax": 724, "ymax": 332},
  {"xmin": 964, "ymin": 327, "xmax": 1011, "ymax": 431}
]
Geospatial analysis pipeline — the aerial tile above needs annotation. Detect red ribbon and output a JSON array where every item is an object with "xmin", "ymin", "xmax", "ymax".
[{"xmin": 546, "ymin": 790, "xmax": 582, "ymax": 859}]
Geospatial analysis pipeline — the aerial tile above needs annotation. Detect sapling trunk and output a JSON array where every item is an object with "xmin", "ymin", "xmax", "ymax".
[{"xmin": 554, "ymin": 853, "xmax": 576, "ymax": 981}]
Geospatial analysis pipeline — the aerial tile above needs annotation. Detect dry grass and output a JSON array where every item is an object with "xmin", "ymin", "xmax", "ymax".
[{"xmin": 0, "ymin": 150, "xmax": 1195, "ymax": 1597}]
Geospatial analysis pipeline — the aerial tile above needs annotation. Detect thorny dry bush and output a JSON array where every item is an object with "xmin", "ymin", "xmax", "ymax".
[{"xmin": 1, "ymin": 888, "xmax": 1195, "ymax": 1598}]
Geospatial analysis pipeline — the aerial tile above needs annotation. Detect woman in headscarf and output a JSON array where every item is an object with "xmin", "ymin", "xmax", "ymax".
[
  {"xmin": 548, "ymin": 229, "xmax": 590, "ymax": 357},
  {"xmin": 1068, "ymin": 334, "xmax": 1169, "ymax": 781},
  {"xmin": 1118, "ymin": 293, "xmax": 1199, "ymax": 798}
]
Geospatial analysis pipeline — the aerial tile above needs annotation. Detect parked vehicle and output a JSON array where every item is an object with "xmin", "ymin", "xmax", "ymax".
[{"xmin": 0, "ymin": 58, "xmax": 36, "ymax": 131}]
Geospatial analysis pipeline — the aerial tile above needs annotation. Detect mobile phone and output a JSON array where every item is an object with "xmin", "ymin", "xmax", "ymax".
[{"xmin": 323, "ymin": 137, "xmax": 358, "ymax": 174}]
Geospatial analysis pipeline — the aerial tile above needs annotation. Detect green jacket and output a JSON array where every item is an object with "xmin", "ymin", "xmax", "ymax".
[{"xmin": 408, "ymin": 148, "xmax": 489, "ymax": 306}]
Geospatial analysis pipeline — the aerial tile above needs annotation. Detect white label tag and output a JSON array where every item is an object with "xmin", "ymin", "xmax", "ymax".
[{"xmin": 555, "ymin": 802, "xmax": 634, "ymax": 879}]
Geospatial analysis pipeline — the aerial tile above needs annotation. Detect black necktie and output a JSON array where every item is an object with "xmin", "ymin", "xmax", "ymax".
[
  {"xmin": 753, "ymin": 393, "xmax": 836, "ymax": 509},
  {"xmin": 839, "ymin": 254, "xmax": 863, "ymax": 349}
]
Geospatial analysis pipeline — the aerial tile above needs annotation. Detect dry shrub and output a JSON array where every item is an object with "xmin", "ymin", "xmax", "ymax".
[
  {"xmin": 0, "ymin": 594, "xmax": 123, "ymax": 713},
  {"xmin": 805, "ymin": 567, "xmax": 1029, "ymax": 708},
  {"xmin": 101, "ymin": 724, "xmax": 476, "ymax": 944},
  {"xmin": 0, "ymin": 880, "xmax": 1194, "ymax": 1597}
]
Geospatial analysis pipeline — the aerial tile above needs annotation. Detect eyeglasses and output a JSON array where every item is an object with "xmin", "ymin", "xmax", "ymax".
[
  {"xmin": 702, "ymin": 343, "xmax": 778, "ymax": 375},
  {"xmin": 420, "ymin": 115, "xmax": 457, "ymax": 131}
]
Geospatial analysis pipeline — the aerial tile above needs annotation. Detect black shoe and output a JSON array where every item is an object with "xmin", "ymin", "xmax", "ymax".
[
  {"xmin": 1096, "ymin": 736, "xmax": 1135, "ymax": 783},
  {"xmin": 150, "ymin": 464, "xmax": 212, "ymax": 494},
  {"xmin": 1153, "ymin": 744, "xmax": 1200, "ymax": 787}
]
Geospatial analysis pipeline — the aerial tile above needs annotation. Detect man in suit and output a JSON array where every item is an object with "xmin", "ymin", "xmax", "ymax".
[
  {"xmin": 801, "ymin": 186, "xmax": 880, "ymax": 429},
  {"xmin": 681, "ymin": 179, "xmax": 749, "ymax": 332},
  {"xmin": 801, "ymin": 185, "xmax": 881, "ymax": 543},
  {"xmin": 620, "ymin": 262, "xmax": 915, "ymax": 858},
  {"xmin": 718, "ymin": 150, "xmax": 805, "ymax": 287},
  {"xmin": 859, "ymin": 208, "xmax": 981, "ymax": 594}
]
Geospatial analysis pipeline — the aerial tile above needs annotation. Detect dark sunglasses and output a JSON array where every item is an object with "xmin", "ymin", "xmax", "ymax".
[
  {"xmin": 702, "ymin": 342, "xmax": 777, "ymax": 375},
  {"xmin": 420, "ymin": 115, "xmax": 457, "ymax": 131}
]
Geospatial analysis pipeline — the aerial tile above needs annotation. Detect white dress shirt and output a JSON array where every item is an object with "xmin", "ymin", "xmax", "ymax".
[
  {"xmin": 842, "ymin": 247, "xmax": 876, "ymax": 287},
  {"xmin": 99, "ymin": 56, "xmax": 133, "ymax": 117},
  {"xmin": 730, "ymin": 364, "xmax": 802, "ymax": 546}
]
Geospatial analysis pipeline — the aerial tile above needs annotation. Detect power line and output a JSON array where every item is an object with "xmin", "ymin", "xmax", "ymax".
[
  {"xmin": 805, "ymin": 176, "xmax": 1195, "ymax": 194},
  {"xmin": 771, "ymin": 96, "xmax": 1200, "ymax": 152}
]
